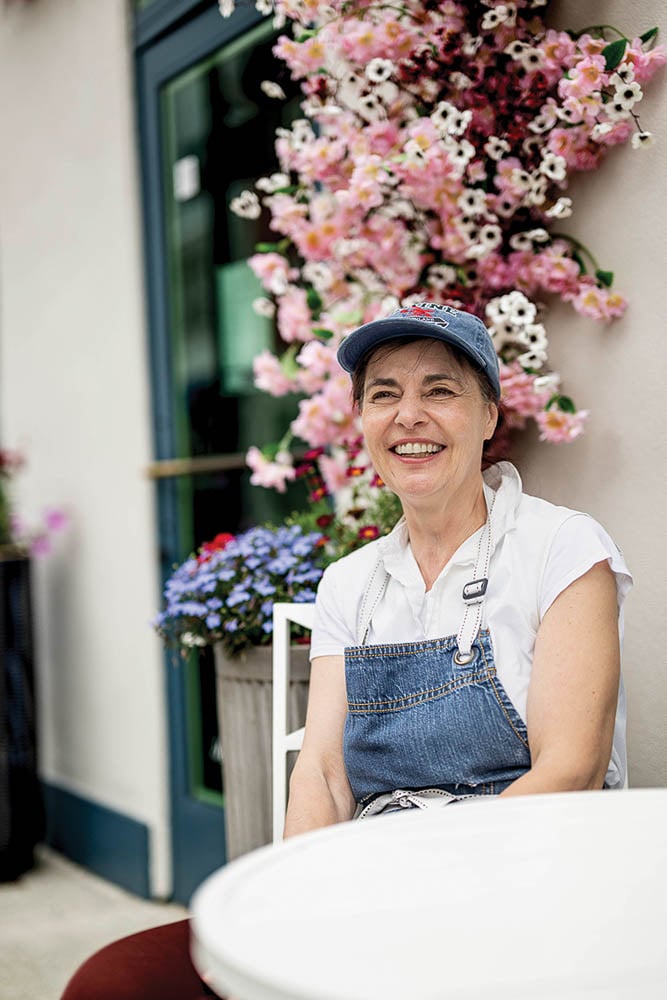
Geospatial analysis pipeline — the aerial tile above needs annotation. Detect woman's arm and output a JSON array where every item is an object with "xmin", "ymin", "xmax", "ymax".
[
  {"xmin": 283, "ymin": 654, "xmax": 357, "ymax": 838},
  {"xmin": 501, "ymin": 559, "xmax": 620, "ymax": 797}
]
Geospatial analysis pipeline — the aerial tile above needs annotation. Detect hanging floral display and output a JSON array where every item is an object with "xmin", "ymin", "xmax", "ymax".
[{"xmin": 226, "ymin": 0, "xmax": 665, "ymax": 495}]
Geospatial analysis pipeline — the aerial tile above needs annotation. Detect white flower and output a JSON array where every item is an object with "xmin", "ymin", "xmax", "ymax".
[
  {"xmin": 505, "ymin": 40, "xmax": 527, "ymax": 59},
  {"xmin": 516, "ymin": 323, "xmax": 548, "ymax": 352},
  {"xmin": 427, "ymin": 264, "xmax": 458, "ymax": 289},
  {"xmin": 539, "ymin": 152, "xmax": 567, "ymax": 181},
  {"xmin": 481, "ymin": 6, "xmax": 512, "ymax": 31},
  {"xmin": 252, "ymin": 297, "xmax": 276, "ymax": 318},
  {"xmin": 449, "ymin": 72, "xmax": 473, "ymax": 90},
  {"xmin": 457, "ymin": 189, "xmax": 487, "ymax": 216},
  {"xmin": 357, "ymin": 93, "xmax": 386, "ymax": 123},
  {"xmin": 533, "ymin": 373, "xmax": 560, "ymax": 393},
  {"xmin": 260, "ymin": 80, "xmax": 286, "ymax": 100},
  {"xmin": 491, "ymin": 290, "xmax": 537, "ymax": 326},
  {"xmin": 255, "ymin": 0, "xmax": 273, "ymax": 14},
  {"xmin": 517, "ymin": 348, "xmax": 547, "ymax": 370},
  {"xmin": 631, "ymin": 130, "xmax": 655, "ymax": 149},
  {"xmin": 218, "ymin": 0, "xmax": 235, "ymax": 17},
  {"xmin": 529, "ymin": 108, "xmax": 557, "ymax": 134},
  {"xmin": 484, "ymin": 136, "xmax": 510, "ymax": 161},
  {"xmin": 462, "ymin": 34, "xmax": 483, "ymax": 57},
  {"xmin": 613, "ymin": 81, "xmax": 643, "ymax": 110},
  {"xmin": 230, "ymin": 190, "xmax": 261, "ymax": 219},
  {"xmin": 516, "ymin": 47, "xmax": 545, "ymax": 72},
  {"xmin": 510, "ymin": 168, "xmax": 532, "ymax": 191},
  {"xmin": 526, "ymin": 174, "xmax": 548, "ymax": 206},
  {"xmin": 611, "ymin": 63, "xmax": 635, "ymax": 87},
  {"xmin": 509, "ymin": 229, "xmax": 549, "ymax": 252},
  {"xmin": 432, "ymin": 101, "xmax": 472, "ymax": 137},
  {"xmin": 448, "ymin": 139, "xmax": 475, "ymax": 173},
  {"xmin": 545, "ymin": 196, "xmax": 573, "ymax": 219},
  {"xmin": 302, "ymin": 261, "xmax": 335, "ymax": 291},
  {"xmin": 488, "ymin": 319, "xmax": 517, "ymax": 347},
  {"xmin": 256, "ymin": 172, "xmax": 290, "ymax": 193},
  {"xmin": 365, "ymin": 58, "xmax": 394, "ymax": 83},
  {"xmin": 181, "ymin": 632, "xmax": 207, "ymax": 647},
  {"xmin": 604, "ymin": 99, "xmax": 631, "ymax": 121},
  {"xmin": 591, "ymin": 121, "xmax": 615, "ymax": 140}
]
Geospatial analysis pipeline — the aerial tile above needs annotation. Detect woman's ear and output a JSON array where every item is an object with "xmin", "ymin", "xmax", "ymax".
[{"xmin": 484, "ymin": 402, "xmax": 499, "ymax": 441}]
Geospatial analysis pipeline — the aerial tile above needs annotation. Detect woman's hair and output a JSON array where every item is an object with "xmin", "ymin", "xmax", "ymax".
[{"xmin": 350, "ymin": 335, "xmax": 508, "ymax": 466}]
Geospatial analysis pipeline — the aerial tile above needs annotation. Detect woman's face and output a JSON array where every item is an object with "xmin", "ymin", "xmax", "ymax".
[{"xmin": 359, "ymin": 339, "xmax": 498, "ymax": 508}]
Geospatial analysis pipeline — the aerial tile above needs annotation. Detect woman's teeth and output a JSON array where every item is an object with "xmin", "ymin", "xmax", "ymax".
[{"xmin": 393, "ymin": 443, "xmax": 443, "ymax": 455}]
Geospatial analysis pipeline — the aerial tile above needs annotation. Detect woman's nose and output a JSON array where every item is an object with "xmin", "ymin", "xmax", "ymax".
[{"xmin": 394, "ymin": 393, "xmax": 427, "ymax": 427}]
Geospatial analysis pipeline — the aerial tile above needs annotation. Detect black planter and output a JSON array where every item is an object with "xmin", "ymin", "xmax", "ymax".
[{"xmin": 0, "ymin": 550, "xmax": 45, "ymax": 880}]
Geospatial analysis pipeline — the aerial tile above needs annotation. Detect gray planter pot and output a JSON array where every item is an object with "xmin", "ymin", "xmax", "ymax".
[{"xmin": 213, "ymin": 642, "xmax": 310, "ymax": 861}]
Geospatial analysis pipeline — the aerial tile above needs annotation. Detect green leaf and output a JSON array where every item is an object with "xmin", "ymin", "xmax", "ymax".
[
  {"xmin": 280, "ymin": 345, "xmax": 300, "ymax": 379},
  {"xmin": 547, "ymin": 394, "xmax": 576, "ymax": 414},
  {"xmin": 254, "ymin": 241, "xmax": 287, "ymax": 254},
  {"xmin": 572, "ymin": 250, "xmax": 587, "ymax": 275},
  {"xmin": 595, "ymin": 269, "xmax": 614, "ymax": 288},
  {"xmin": 640, "ymin": 27, "xmax": 659, "ymax": 44},
  {"xmin": 270, "ymin": 185, "xmax": 299, "ymax": 196},
  {"xmin": 306, "ymin": 287, "xmax": 323, "ymax": 313},
  {"xmin": 602, "ymin": 38, "xmax": 628, "ymax": 71},
  {"xmin": 313, "ymin": 327, "xmax": 334, "ymax": 340},
  {"xmin": 295, "ymin": 29, "xmax": 317, "ymax": 42}
]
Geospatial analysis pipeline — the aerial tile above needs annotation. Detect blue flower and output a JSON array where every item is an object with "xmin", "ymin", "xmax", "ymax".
[{"xmin": 206, "ymin": 613, "xmax": 221, "ymax": 629}]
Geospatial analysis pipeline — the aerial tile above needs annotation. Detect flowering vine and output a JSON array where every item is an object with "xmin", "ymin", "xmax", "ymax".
[{"xmin": 225, "ymin": 0, "xmax": 665, "ymax": 493}]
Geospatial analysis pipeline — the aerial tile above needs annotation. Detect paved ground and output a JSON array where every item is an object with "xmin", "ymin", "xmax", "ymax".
[{"xmin": 0, "ymin": 846, "xmax": 187, "ymax": 1000}]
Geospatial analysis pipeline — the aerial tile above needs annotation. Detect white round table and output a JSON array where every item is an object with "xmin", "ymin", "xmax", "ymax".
[{"xmin": 190, "ymin": 788, "xmax": 667, "ymax": 1000}]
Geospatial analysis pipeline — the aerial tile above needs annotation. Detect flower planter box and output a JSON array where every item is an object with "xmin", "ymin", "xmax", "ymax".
[
  {"xmin": 0, "ymin": 549, "xmax": 44, "ymax": 880},
  {"xmin": 213, "ymin": 642, "xmax": 310, "ymax": 861}
]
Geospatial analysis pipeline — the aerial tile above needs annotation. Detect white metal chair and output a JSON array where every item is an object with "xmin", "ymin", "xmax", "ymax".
[{"xmin": 272, "ymin": 602, "xmax": 316, "ymax": 842}]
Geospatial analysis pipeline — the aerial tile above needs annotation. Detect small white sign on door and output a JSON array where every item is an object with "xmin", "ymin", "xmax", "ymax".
[{"xmin": 173, "ymin": 155, "xmax": 201, "ymax": 202}]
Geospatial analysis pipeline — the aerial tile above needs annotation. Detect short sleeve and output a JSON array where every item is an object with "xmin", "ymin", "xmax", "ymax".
[
  {"xmin": 309, "ymin": 561, "xmax": 356, "ymax": 660},
  {"xmin": 539, "ymin": 513, "xmax": 633, "ymax": 620}
]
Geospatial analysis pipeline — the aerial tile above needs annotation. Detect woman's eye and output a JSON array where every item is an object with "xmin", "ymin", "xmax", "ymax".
[
  {"xmin": 428, "ymin": 386, "xmax": 454, "ymax": 398},
  {"xmin": 369, "ymin": 390, "xmax": 398, "ymax": 402}
]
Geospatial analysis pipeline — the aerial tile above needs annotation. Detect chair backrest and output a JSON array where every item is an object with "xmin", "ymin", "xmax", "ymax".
[{"xmin": 272, "ymin": 602, "xmax": 316, "ymax": 843}]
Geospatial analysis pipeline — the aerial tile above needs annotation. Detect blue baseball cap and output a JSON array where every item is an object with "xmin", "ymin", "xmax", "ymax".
[{"xmin": 337, "ymin": 301, "xmax": 501, "ymax": 400}]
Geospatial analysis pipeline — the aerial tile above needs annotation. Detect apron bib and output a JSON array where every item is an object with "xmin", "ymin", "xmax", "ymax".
[{"xmin": 343, "ymin": 492, "xmax": 532, "ymax": 808}]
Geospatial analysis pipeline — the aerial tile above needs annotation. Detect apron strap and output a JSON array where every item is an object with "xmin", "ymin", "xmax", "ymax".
[
  {"xmin": 455, "ymin": 490, "xmax": 497, "ymax": 664},
  {"xmin": 357, "ymin": 559, "xmax": 390, "ymax": 645}
]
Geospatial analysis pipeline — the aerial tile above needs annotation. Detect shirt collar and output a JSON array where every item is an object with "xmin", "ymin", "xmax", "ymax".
[{"xmin": 377, "ymin": 461, "xmax": 522, "ymax": 583}]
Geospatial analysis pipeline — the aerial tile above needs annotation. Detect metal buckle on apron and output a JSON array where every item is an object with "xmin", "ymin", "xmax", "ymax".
[{"xmin": 455, "ymin": 492, "xmax": 496, "ymax": 664}]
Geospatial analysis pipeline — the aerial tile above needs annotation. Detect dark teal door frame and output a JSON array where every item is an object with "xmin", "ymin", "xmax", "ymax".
[{"xmin": 134, "ymin": 0, "xmax": 263, "ymax": 904}]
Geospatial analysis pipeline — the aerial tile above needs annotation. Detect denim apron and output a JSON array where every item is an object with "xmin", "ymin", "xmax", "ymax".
[{"xmin": 343, "ymin": 496, "xmax": 532, "ymax": 813}]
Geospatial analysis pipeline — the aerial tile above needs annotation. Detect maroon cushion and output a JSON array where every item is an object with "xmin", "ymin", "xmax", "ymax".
[{"xmin": 60, "ymin": 918, "xmax": 223, "ymax": 1000}]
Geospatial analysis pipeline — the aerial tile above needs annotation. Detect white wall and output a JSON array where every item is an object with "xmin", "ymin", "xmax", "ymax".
[
  {"xmin": 0, "ymin": 0, "xmax": 171, "ymax": 895},
  {"xmin": 516, "ymin": 0, "xmax": 667, "ymax": 786}
]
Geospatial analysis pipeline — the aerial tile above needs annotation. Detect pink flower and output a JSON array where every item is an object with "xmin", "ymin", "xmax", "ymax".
[
  {"xmin": 559, "ymin": 55, "xmax": 606, "ymax": 99},
  {"xmin": 500, "ymin": 362, "xmax": 550, "ymax": 430},
  {"xmin": 246, "ymin": 446, "xmax": 296, "ymax": 493},
  {"xmin": 536, "ymin": 408, "xmax": 589, "ymax": 443},
  {"xmin": 277, "ymin": 288, "xmax": 314, "ymax": 342},
  {"xmin": 624, "ymin": 39, "xmax": 667, "ymax": 85},
  {"xmin": 569, "ymin": 281, "xmax": 628, "ymax": 321},
  {"xmin": 253, "ymin": 350, "xmax": 295, "ymax": 397},
  {"xmin": 44, "ymin": 508, "xmax": 69, "ymax": 533}
]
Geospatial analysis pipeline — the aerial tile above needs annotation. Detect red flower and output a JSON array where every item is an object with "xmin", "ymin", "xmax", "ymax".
[
  {"xmin": 197, "ymin": 532, "xmax": 235, "ymax": 563},
  {"xmin": 347, "ymin": 466, "xmax": 365, "ymax": 478},
  {"xmin": 316, "ymin": 514, "xmax": 334, "ymax": 528},
  {"xmin": 358, "ymin": 525, "xmax": 380, "ymax": 541}
]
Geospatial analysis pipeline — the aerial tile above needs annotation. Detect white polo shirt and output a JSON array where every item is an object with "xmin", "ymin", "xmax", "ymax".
[{"xmin": 311, "ymin": 462, "xmax": 633, "ymax": 789}]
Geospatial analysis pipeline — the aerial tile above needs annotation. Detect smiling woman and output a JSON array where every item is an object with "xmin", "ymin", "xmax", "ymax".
[{"xmin": 283, "ymin": 301, "xmax": 631, "ymax": 838}]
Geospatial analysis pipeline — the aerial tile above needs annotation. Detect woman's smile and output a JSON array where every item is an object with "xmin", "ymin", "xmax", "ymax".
[{"xmin": 359, "ymin": 339, "xmax": 497, "ymax": 509}]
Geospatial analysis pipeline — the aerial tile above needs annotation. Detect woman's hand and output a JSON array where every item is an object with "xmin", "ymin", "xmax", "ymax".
[
  {"xmin": 501, "ymin": 559, "xmax": 620, "ymax": 797},
  {"xmin": 283, "ymin": 655, "xmax": 357, "ymax": 837}
]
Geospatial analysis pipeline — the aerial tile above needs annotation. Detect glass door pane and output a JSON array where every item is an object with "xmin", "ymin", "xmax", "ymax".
[{"xmin": 159, "ymin": 19, "xmax": 303, "ymax": 801}]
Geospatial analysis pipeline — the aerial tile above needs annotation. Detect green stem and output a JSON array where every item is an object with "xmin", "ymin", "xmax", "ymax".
[
  {"xmin": 550, "ymin": 233, "xmax": 599, "ymax": 272},
  {"xmin": 571, "ymin": 24, "xmax": 627, "ymax": 41}
]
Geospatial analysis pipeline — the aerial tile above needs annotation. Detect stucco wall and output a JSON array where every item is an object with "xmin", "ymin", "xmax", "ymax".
[
  {"xmin": 0, "ymin": 0, "xmax": 171, "ymax": 895},
  {"xmin": 0, "ymin": 0, "xmax": 665, "ymax": 904},
  {"xmin": 516, "ymin": 0, "xmax": 667, "ymax": 786}
]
